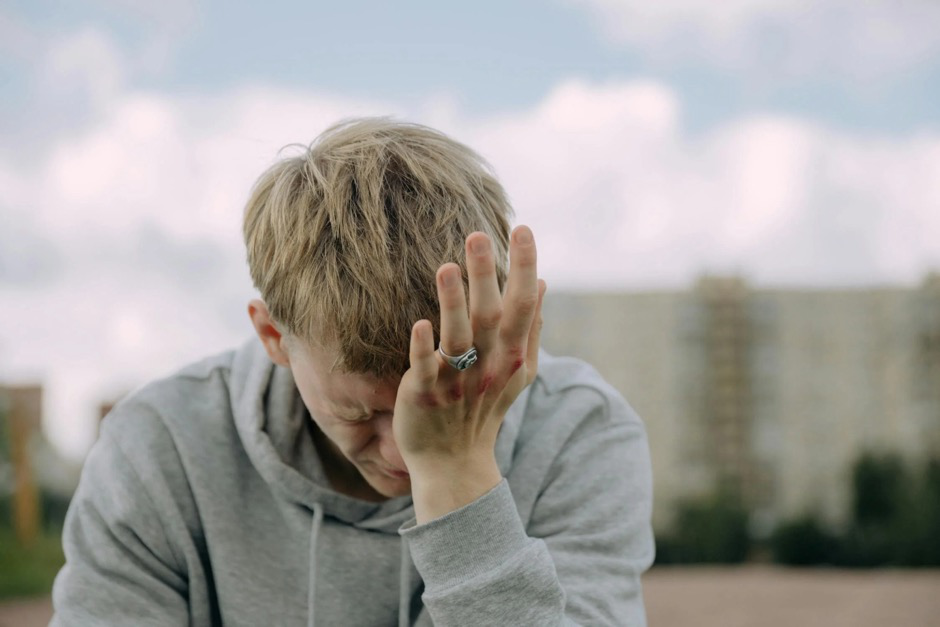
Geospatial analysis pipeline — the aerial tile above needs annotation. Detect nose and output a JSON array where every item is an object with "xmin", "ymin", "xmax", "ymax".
[{"xmin": 373, "ymin": 412, "xmax": 407, "ymax": 472}]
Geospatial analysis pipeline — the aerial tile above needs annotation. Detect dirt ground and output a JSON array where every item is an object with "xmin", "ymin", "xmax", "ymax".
[
  {"xmin": 644, "ymin": 566, "xmax": 940, "ymax": 627},
  {"xmin": 3, "ymin": 566, "xmax": 939, "ymax": 626}
]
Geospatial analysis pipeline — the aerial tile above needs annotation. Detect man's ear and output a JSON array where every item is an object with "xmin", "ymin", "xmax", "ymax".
[{"xmin": 248, "ymin": 299, "xmax": 291, "ymax": 367}]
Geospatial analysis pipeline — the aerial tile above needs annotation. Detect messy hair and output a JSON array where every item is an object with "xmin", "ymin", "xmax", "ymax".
[{"xmin": 243, "ymin": 117, "xmax": 513, "ymax": 377}]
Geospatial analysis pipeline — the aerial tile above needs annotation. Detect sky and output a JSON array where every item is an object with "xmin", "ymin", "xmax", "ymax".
[{"xmin": 1, "ymin": 0, "xmax": 939, "ymax": 461}]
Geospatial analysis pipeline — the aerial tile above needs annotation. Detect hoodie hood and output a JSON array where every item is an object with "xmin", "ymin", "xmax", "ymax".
[
  {"xmin": 229, "ymin": 336, "xmax": 411, "ymax": 530},
  {"xmin": 227, "ymin": 336, "xmax": 532, "ymax": 531}
]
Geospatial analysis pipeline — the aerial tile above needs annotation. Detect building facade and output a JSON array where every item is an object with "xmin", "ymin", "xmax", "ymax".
[{"xmin": 539, "ymin": 273, "xmax": 940, "ymax": 534}]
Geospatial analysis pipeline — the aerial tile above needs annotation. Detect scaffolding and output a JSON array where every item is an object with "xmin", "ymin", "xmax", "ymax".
[{"xmin": 696, "ymin": 276, "xmax": 756, "ymax": 507}]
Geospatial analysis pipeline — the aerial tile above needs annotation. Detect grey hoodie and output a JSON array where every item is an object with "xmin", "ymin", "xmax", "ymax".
[{"xmin": 52, "ymin": 337, "xmax": 654, "ymax": 626}]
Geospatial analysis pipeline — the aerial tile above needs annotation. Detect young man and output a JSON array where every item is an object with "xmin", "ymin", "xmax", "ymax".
[{"xmin": 52, "ymin": 119, "xmax": 655, "ymax": 626}]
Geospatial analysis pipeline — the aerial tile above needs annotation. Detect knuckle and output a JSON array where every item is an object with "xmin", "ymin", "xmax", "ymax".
[
  {"xmin": 416, "ymin": 391, "xmax": 440, "ymax": 408},
  {"xmin": 475, "ymin": 306, "xmax": 502, "ymax": 330},
  {"xmin": 514, "ymin": 291, "xmax": 540, "ymax": 314},
  {"xmin": 448, "ymin": 382, "xmax": 464, "ymax": 402},
  {"xmin": 502, "ymin": 344, "xmax": 525, "ymax": 362}
]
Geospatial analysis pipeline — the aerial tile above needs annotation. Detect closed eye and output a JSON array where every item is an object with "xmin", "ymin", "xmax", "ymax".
[{"xmin": 338, "ymin": 409, "xmax": 393, "ymax": 424}]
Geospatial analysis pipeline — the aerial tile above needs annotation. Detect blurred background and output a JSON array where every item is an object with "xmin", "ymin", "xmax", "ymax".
[{"xmin": 1, "ymin": 0, "xmax": 939, "ymax": 624}]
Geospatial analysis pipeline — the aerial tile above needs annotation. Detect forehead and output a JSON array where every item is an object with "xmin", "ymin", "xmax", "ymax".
[{"xmin": 291, "ymin": 339, "xmax": 399, "ymax": 413}]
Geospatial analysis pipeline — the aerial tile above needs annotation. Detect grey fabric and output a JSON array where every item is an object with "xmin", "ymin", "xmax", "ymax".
[{"xmin": 51, "ymin": 336, "xmax": 654, "ymax": 626}]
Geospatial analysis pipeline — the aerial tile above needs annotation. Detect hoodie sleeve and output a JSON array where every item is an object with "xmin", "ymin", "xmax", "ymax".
[
  {"xmin": 400, "ymin": 387, "xmax": 655, "ymax": 626},
  {"xmin": 51, "ymin": 407, "xmax": 195, "ymax": 626}
]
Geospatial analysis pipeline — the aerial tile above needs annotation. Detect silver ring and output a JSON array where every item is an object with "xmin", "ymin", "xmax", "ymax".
[{"xmin": 438, "ymin": 344, "xmax": 478, "ymax": 371}]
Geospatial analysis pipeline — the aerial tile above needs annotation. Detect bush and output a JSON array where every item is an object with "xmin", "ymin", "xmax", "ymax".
[
  {"xmin": 771, "ymin": 516, "xmax": 837, "ymax": 565},
  {"xmin": 654, "ymin": 491, "xmax": 750, "ymax": 564},
  {"xmin": 771, "ymin": 452, "xmax": 940, "ymax": 568},
  {"xmin": 0, "ymin": 489, "xmax": 69, "ymax": 599},
  {"xmin": 659, "ymin": 452, "xmax": 940, "ymax": 568},
  {"xmin": 0, "ymin": 527, "xmax": 65, "ymax": 599},
  {"xmin": 39, "ymin": 490, "xmax": 71, "ymax": 531},
  {"xmin": 835, "ymin": 452, "xmax": 940, "ymax": 567},
  {"xmin": 851, "ymin": 452, "xmax": 906, "ymax": 526}
]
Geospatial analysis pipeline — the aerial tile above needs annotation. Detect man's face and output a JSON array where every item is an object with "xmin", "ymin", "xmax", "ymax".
[{"xmin": 287, "ymin": 341, "xmax": 411, "ymax": 501}]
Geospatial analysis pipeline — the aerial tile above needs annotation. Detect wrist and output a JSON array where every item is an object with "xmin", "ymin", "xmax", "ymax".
[{"xmin": 408, "ymin": 453, "xmax": 502, "ymax": 524}]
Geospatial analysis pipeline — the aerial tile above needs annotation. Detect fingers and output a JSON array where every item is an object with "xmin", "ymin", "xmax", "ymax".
[
  {"xmin": 425, "ymin": 226, "xmax": 539, "ymax": 391},
  {"xmin": 499, "ymin": 226, "xmax": 539, "ymax": 353},
  {"xmin": 466, "ymin": 232, "xmax": 502, "ymax": 352},
  {"xmin": 410, "ymin": 228, "xmax": 541, "ymax": 420},
  {"xmin": 436, "ymin": 262, "xmax": 473, "ymax": 357},
  {"xmin": 525, "ymin": 279, "xmax": 547, "ymax": 385},
  {"xmin": 408, "ymin": 319, "xmax": 438, "ymax": 391}
]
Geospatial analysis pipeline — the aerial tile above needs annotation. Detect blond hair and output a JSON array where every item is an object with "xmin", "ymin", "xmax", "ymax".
[{"xmin": 243, "ymin": 117, "xmax": 513, "ymax": 376}]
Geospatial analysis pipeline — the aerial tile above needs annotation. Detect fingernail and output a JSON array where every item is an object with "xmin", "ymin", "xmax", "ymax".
[
  {"xmin": 471, "ymin": 236, "xmax": 489, "ymax": 255},
  {"xmin": 515, "ymin": 228, "xmax": 532, "ymax": 244},
  {"xmin": 442, "ymin": 270, "xmax": 455, "ymax": 286}
]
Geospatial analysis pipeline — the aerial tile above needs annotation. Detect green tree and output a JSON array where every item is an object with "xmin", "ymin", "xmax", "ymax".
[
  {"xmin": 836, "ymin": 451, "xmax": 940, "ymax": 567},
  {"xmin": 655, "ymin": 490, "xmax": 750, "ymax": 564},
  {"xmin": 771, "ymin": 515, "xmax": 838, "ymax": 565},
  {"xmin": 852, "ymin": 452, "xmax": 906, "ymax": 526}
]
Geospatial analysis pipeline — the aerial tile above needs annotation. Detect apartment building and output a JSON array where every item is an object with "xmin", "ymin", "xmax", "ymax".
[{"xmin": 539, "ymin": 273, "xmax": 940, "ymax": 532}]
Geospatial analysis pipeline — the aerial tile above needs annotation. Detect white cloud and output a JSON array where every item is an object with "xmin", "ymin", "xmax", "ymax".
[
  {"xmin": 566, "ymin": 0, "xmax": 940, "ymax": 79},
  {"xmin": 37, "ymin": 26, "xmax": 126, "ymax": 108},
  {"xmin": 462, "ymin": 79, "xmax": 940, "ymax": 287},
  {"xmin": 91, "ymin": 0, "xmax": 196, "ymax": 73},
  {"xmin": 2, "ymin": 76, "xmax": 939, "ymax": 461},
  {"xmin": 6, "ymin": 5, "xmax": 186, "ymax": 124},
  {"xmin": 1, "ymin": 85, "xmax": 404, "ymax": 460}
]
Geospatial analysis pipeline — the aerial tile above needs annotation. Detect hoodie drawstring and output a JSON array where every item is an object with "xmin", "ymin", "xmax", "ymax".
[
  {"xmin": 308, "ymin": 505, "xmax": 414, "ymax": 627},
  {"xmin": 307, "ymin": 504, "xmax": 324, "ymax": 627},
  {"xmin": 398, "ymin": 537, "xmax": 412, "ymax": 627}
]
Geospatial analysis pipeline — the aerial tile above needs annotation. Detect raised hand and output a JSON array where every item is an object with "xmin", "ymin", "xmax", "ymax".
[{"xmin": 394, "ymin": 225, "xmax": 546, "ymax": 523}]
